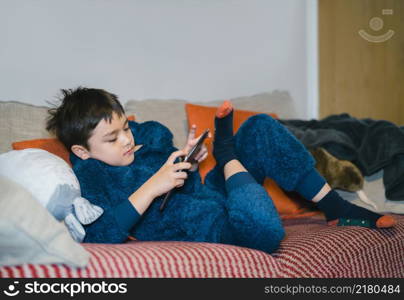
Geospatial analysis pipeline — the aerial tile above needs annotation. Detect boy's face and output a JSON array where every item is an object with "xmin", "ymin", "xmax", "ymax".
[{"xmin": 84, "ymin": 112, "xmax": 136, "ymax": 166}]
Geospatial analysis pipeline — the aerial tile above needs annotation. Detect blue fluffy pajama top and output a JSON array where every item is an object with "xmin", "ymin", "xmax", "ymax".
[{"xmin": 71, "ymin": 114, "xmax": 315, "ymax": 253}]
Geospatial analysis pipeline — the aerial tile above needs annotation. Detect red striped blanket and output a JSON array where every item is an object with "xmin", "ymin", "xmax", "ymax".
[{"xmin": 1, "ymin": 215, "xmax": 403, "ymax": 278}]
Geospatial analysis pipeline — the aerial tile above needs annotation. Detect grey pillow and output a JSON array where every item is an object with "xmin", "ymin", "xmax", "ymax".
[
  {"xmin": 0, "ymin": 175, "xmax": 89, "ymax": 267},
  {"xmin": 0, "ymin": 149, "xmax": 103, "ymax": 243}
]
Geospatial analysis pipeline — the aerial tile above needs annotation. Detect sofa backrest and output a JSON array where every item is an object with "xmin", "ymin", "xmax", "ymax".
[
  {"xmin": 125, "ymin": 91, "xmax": 297, "ymax": 147},
  {"xmin": 0, "ymin": 101, "xmax": 51, "ymax": 154},
  {"xmin": 0, "ymin": 91, "xmax": 297, "ymax": 153}
]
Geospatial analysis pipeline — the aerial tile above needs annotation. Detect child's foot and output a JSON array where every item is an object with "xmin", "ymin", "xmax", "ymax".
[
  {"xmin": 327, "ymin": 215, "xmax": 396, "ymax": 228},
  {"xmin": 318, "ymin": 190, "xmax": 396, "ymax": 228},
  {"xmin": 216, "ymin": 100, "xmax": 233, "ymax": 118},
  {"xmin": 213, "ymin": 100, "xmax": 237, "ymax": 168}
]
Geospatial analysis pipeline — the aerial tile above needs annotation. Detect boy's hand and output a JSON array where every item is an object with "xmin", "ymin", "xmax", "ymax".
[
  {"xmin": 149, "ymin": 150, "xmax": 192, "ymax": 198},
  {"xmin": 182, "ymin": 125, "xmax": 209, "ymax": 171}
]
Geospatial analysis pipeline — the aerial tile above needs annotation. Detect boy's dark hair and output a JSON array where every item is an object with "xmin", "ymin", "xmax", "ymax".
[{"xmin": 46, "ymin": 87, "xmax": 125, "ymax": 151}]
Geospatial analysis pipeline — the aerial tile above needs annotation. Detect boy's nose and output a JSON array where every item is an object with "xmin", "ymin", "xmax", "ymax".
[
  {"xmin": 120, "ymin": 133, "xmax": 132, "ymax": 146},
  {"xmin": 125, "ymin": 138, "xmax": 132, "ymax": 147}
]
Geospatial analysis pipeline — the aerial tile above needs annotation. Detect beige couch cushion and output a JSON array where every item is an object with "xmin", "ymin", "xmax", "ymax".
[
  {"xmin": 0, "ymin": 101, "xmax": 51, "ymax": 153},
  {"xmin": 0, "ymin": 91, "xmax": 296, "ymax": 152},
  {"xmin": 125, "ymin": 91, "xmax": 296, "ymax": 147},
  {"xmin": 124, "ymin": 99, "xmax": 188, "ymax": 148}
]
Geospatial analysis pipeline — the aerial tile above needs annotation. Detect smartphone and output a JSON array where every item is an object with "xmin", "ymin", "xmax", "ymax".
[
  {"xmin": 183, "ymin": 129, "xmax": 210, "ymax": 163},
  {"xmin": 159, "ymin": 129, "xmax": 210, "ymax": 212}
]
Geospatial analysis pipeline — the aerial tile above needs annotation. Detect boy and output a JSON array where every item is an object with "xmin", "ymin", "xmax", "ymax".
[{"xmin": 47, "ymin": 87, "xmax": 396, "ymax": 253}]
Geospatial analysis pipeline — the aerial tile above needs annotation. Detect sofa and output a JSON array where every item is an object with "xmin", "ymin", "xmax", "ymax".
[{"xmin": 0, "ymin": 91, "xmax": 403, "ymax": 278}]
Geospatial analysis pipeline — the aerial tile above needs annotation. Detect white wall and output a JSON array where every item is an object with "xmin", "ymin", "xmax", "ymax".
[{"xmin": 0, "ymin": 0, "xmax": 317, "ymax": 119}]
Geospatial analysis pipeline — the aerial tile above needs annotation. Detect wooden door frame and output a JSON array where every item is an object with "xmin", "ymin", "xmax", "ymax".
[{"xmin": 306, "ymin": 0, "xmax": 319, "ymax": 120}]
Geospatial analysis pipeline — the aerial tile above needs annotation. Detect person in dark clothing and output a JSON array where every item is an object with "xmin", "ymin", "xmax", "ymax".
[{"xmin": 46, "ymin": 87, "xmax": 396, "ymax": 253}]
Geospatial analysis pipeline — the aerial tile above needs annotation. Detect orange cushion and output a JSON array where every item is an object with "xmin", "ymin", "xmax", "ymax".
[
  {"xmin": 13, "ymin": 138, "xmax": 72, "ymax": 166},
  {"xmin": 11, "ymin": 115, "xmax": 136, "ymax": 167},
  {"xmin": 185, "ymin": 103, "xmax": 315, "ymax": 217},
  {"xmin": 185, "ymin": 103, "xmax": 278, "ymax": 181}
]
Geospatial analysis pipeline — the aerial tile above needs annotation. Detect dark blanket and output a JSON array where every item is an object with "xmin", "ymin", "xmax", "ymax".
[{"xmin": 280, "ymin": 113, "xmax": 404, "ymax": 200}]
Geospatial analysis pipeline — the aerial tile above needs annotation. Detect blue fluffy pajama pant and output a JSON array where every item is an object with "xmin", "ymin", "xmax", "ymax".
[{"xmin": 133, "ymin": 114, "xmax": 315, "ymax": 253}]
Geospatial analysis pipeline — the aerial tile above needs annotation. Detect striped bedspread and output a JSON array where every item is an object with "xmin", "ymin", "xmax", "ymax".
[{"xmin": 1, "ymin": 215, "xmax": 403, "ymax": 278}]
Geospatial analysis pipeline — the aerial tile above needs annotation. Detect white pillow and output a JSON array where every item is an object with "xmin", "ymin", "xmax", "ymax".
[
  {"xmin": 0, "ymin": 175, "xmax": 89, "ymax": 267},
  {"xmin": 0, "ymin": 148, "xmax": 103, "ymax": 242}
]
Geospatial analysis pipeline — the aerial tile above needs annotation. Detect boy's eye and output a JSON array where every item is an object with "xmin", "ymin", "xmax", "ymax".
[{"xmin": 105, "ymin": 127, "xmax": 129, "ymax": 142}]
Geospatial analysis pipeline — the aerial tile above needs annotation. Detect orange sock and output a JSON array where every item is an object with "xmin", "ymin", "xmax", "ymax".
[
  {"xmin": 216, "ymin": 100, "xmax": 233, "ymax": 118},
  {"xmin": 376, "ymin": 215, "xmax": 396, "ymax": 228}
]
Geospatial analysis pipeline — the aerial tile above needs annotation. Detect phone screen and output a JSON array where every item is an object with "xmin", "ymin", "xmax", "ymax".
[{"xmin": 184, "ymin": 129, "xmax": 209, "ymax": 163}]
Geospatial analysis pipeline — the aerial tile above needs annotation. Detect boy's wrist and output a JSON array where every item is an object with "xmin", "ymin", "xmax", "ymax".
[
  {"xmin": 128, "ymin": 181, "xmax": 157, "ymax": 214},
  {"xmin": 143, "ymin": 179, "xmax": 160, "ymax": 199},
  {"xmin": 143, "ymin": 175, "xmax": 162, "ymax": 199}
]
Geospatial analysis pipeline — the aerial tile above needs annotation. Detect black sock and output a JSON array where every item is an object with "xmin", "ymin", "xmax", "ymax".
[
  {"xmin": 213, "ymin": 110, "xmax": 237, "ymax": 169},
  {"xmin": 317, "ymin": 190, "xmax": 382, "ymax": 228}
]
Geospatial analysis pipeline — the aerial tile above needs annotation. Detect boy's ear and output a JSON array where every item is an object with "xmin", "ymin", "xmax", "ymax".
[{"xmin": 71, "ymin": 145, "xmax": 91, "ymax": 160}]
